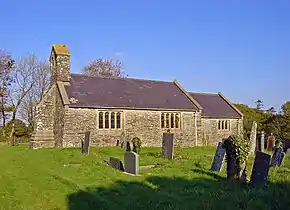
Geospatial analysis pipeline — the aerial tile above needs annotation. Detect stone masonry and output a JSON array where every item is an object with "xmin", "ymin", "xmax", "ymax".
[
  {"xmin": 31, "ymin": 44, "xmax": 243, "ymax": 149},
  {"xmin": 201, "ymin": 118, "xmax": 243, "ymax": 146}
]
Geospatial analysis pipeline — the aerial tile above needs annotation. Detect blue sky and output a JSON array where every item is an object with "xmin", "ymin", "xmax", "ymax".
[{"xmin": 1, "ymin": 0, "xmax": 289, "ymax": 110}]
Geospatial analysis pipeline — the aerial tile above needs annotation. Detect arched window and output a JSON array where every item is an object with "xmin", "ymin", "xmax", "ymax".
[
  {"xmin": 170, "ymin": 114, "xmax": 174, "ymax": 128},
  {"xmin": 105, "ymin": 112, "xmax": 109, "ymax": 128},
  {"xmin": 99, "ymin": 112, "xmax": 103, "ymax": 129},
  {"xmin": 111, "ymin": 112, "xmax": 115, "ymax": 129},
  {"xmin": 222, "ymin": 120, "xmax": 225, "ymax": 129},
  {"xmin": 175, "ymin": 114, "xmax": 180, "ymax": 128},
  {"xmin": 161, "ymin": 113, "xmax": 165, "ymax": 128},
  {"xmin": 225, "ymin": 120, "xmax": 228, "ymax": 130},
  {"xmin": 116, "ymin": 112, "xmax": 121, "ymax": 129}
]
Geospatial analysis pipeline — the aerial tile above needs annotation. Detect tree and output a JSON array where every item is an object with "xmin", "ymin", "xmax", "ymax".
[
  {"xmin": 7, "ymin": 54, "xmax": 38, "ymax": 145},
  {"xmin": 82, "ymin": 58, "xmax": 126, "ymax": 78},
  {"xmin": 266, "ymin": 107, "xmax": 276, "ymax": 115},
  {"xmin": 255, "ymin": 99, "xmax": 264, "ymax": 111},
  {"xmin": 5, "ymin": 119, "xmax": 29, "ymax": 139},
  {"xmin": 0, "ymin": 50, "xmax": 14, "ymax": 133},
  {"xmin": 19, "ymin": 60, "xmax": 50, "ymax": 130}
]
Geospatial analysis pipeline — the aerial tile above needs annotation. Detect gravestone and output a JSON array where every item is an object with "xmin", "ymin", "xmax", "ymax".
[
  {"xmin": 250, "ymin": 151, "xmax": 271, "ymax": 186},
  {"xmin": 116, "ymin": 140, "xmax": 120, "ymax": 146},
  {"xmin": 270, "ymin": 147, "xmax": 283, "ymax": 167},
  {"xmin": 109, "ymin": 157, "xmax": 124, "ymax": 172},
  {"xmin": 126, "ymin": 141, "xmax": 131, "ymax": 151},
  {"xmin": 120, "ymin": 132, "xmax": 126, "ymax": 149},
  {"xmin": 260, "ymin": 131, "xmax": 265, "ymax": 152},
  {"xmin": 267, "ymin": 134, "xmax": 275, "ymax": 151},
  {"xmin": 162, "ymin": 133, "xmax": 174, "ymax": 160},
  {"xmin": 286, "ymin": 148, "xmax": 290, "ymax": 156},
  {"xmin": 249, "ymin": 121, "xmax": 257, "ymax": 156},
  {"xmin": 277, "ymin": 152, "xmax": 285, "ymax": 167},
  {"xmin": 210, "ymin": 142, "xmax": 226, "ymax": 172},
  {"xmin": 82, "ymin": 131, "xmax": 91, "ymax": 154},
  {"xmin": 283, "ymin": 140, "xmax": 290, "ymax": 153},
  {"xmin": 124, "ymin": 151, "xmax": 139, "ymax": 175}
]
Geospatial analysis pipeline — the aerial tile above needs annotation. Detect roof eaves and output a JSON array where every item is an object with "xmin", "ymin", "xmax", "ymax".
[{"xmin": 68, "ymin": 105, "xmax": 198, "ymax": 112}]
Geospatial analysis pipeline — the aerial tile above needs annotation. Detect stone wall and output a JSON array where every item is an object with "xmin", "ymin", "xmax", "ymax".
[
  {"xmin": 200, "ymin": 118, "xmax": 243, "ymax": 146},
  {"xmin": 34, "ymin": 85, "xmax": 55, "ymax": 131},
  {"xmin": 54, "ymin": 86, "xmax": 65, "ymax": 147},
  {"xmin": 61, "ymin": 108, "xmax": 201, "ymax": 148}
]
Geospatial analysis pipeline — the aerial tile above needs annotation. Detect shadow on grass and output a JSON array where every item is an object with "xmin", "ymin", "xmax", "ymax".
[{"xmin": 67, "ymin": 172, "xmax": 290, "ymax": 210}]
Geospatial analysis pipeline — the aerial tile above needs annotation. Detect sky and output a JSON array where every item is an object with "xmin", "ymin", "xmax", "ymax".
[{"xmin": 1, "ymin": 0, "xmax": 289, "ymax": 111}]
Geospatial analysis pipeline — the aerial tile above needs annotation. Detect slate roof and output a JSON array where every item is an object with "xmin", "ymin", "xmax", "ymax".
[
  {"xmin": 189, "ymin": 92, "xmax": 242, "ymax": 118},
  {"xmin": 65, "ymin": 74, "xmax": 199, "ymax": 110}
]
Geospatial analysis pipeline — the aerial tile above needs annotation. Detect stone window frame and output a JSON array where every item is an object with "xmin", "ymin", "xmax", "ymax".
[
  {"xmin": 98, "ymin": 110, "xmax": 122, "ymax": 130},
  {"xmin": 217, "ymin": 119, "xmax": 230, "ymax": 131},
  {"xmin": 160, "ymin": 112, "xmax": 181, "ymax": 129}
]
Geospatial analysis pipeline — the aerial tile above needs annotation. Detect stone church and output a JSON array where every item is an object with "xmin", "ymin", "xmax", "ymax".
[{"xmin": 30, "ymin": 44, "xmax": 243, "ymax": 149}]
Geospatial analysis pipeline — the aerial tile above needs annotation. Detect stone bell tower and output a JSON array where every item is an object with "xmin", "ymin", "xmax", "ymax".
[{"xmin": 50, "ymin": 44, "xmax": 71, "ymax": 84}]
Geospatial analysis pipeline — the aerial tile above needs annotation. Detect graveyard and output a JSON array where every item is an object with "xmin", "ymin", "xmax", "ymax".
[{"xmin": 0, "ymin": 140, "xmax": 289, "ymax": 210}]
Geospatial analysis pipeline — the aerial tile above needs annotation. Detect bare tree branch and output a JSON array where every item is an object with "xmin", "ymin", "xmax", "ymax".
[
  {"xmin": 7, "ymin": 53, "xmax": 40, "ymax": 145},
  {"xmin": 81, "ymin": 58, "xmax": 127, "ymax": 78}
]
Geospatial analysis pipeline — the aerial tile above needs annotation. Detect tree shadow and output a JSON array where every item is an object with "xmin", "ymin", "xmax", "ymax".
[{"xmin": 67, "ymin": 172, "xmax": 290, "ymax": 210}]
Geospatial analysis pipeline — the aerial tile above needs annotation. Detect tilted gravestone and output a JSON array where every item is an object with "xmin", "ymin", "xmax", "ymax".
[
  {"xmin": 249, "ymin": 121, "xmax": 257, "ymax": 156},
  {"xmin": 162, "ymin": 133, "xmax": 174, "ymax": 160},
  {"xmin": 124, "ymin": 151, "xmax": 139, "ymax": 175},
  {"xmin": 82, "ymin": 131, "xmax": 91, "ymax": 154},
  {"xmin": 277, "ymin": 152, "xmax": 285, "ymax": 167},
  {"xmin": 210, "ymin": 142, "xmax": 226, "ymax": 172},
  {"xmin": 250, "ymin": 151, "xmax": 271, "ymax": 186},
  {"xmin": 270, "ymin": 147, "xmax": 283, "ymax": 167},
  {"xmin": 109, "ymin": 157, "xmax": 124, "ymax": 172}
]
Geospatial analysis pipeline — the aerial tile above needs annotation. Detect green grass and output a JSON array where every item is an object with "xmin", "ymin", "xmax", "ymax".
[{"xmin": 0, "ymin": 145, "xmax": 289, "ymax": 210}]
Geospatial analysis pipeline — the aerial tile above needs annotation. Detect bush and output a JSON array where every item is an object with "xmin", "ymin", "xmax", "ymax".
[
  {"xmin": 4, "ymin": 119, "xmax": 30, "ymax": 137},
  {"xmin": 132, "ymin": 137, "xmax": 141, "ymax": 154},
  {"xmin": 222, "ymin": 135, "xmax": 250, "ymax": 180}
]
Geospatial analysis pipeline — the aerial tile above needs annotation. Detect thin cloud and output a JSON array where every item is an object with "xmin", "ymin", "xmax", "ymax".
[{"xmin": 114, "ymin": 52, "xmax": 124, "ymax": 57}]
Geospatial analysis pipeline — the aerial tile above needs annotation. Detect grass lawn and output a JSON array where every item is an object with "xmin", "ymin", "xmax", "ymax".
[{"xmin": 0, "ymin": 145, "xmax": 289, "ymax": 210}]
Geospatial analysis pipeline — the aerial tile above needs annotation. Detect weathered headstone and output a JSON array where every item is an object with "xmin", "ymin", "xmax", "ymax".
[
  {"xmin": 267, "ymin": 133, "xmax": 275, "ymax": 152},
  {"xmin": 109, "ymin": 157, "xmax": 124, "ymax": 172},
  {"xmin": 162, "ymin": 133, "xmax": 174, "ymax": 160},
  {"xmin": 270, "ymin": 147, "xmax": 283, "ymax": 167},
  {"xmin": 249, "ymin": 121, "xmax": 257, "ymax": 156},
  {"xmin": 284, "ymin": 140, "xmax": 290, "ymax": 153},
  {"xmin": 277, "ymin": 152, "xmax": 285, "ymax": 167},
  {"xmin": 82, "ymin": 131, "xmax": 90, "ymax": 154},
  {"xmin": 286, "ymin": 148, "xmax": 290, "ymax": 156},
  {"xmin": 210, "ymin": 142, "xmax": 226, "ymax": 172},
  {"xmin": 260, "ymin": 131, "xmax": 265, "ymax": 152},
  {"xmin": 250, "ymin": 151, "xmax": 271, "ymax": 186},
  {"xmin": 116, "ymin": 140, "xmax": 120, "ymax": 146},
  {"xmin": 124, "ymin": 151, "xmax": 139, "ymax": 175}
]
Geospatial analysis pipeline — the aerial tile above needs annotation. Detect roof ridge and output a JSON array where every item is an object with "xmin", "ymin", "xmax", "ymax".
[{"xmin": 70, "ymin": 73, "xmax": 174, "ymax": 84}]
